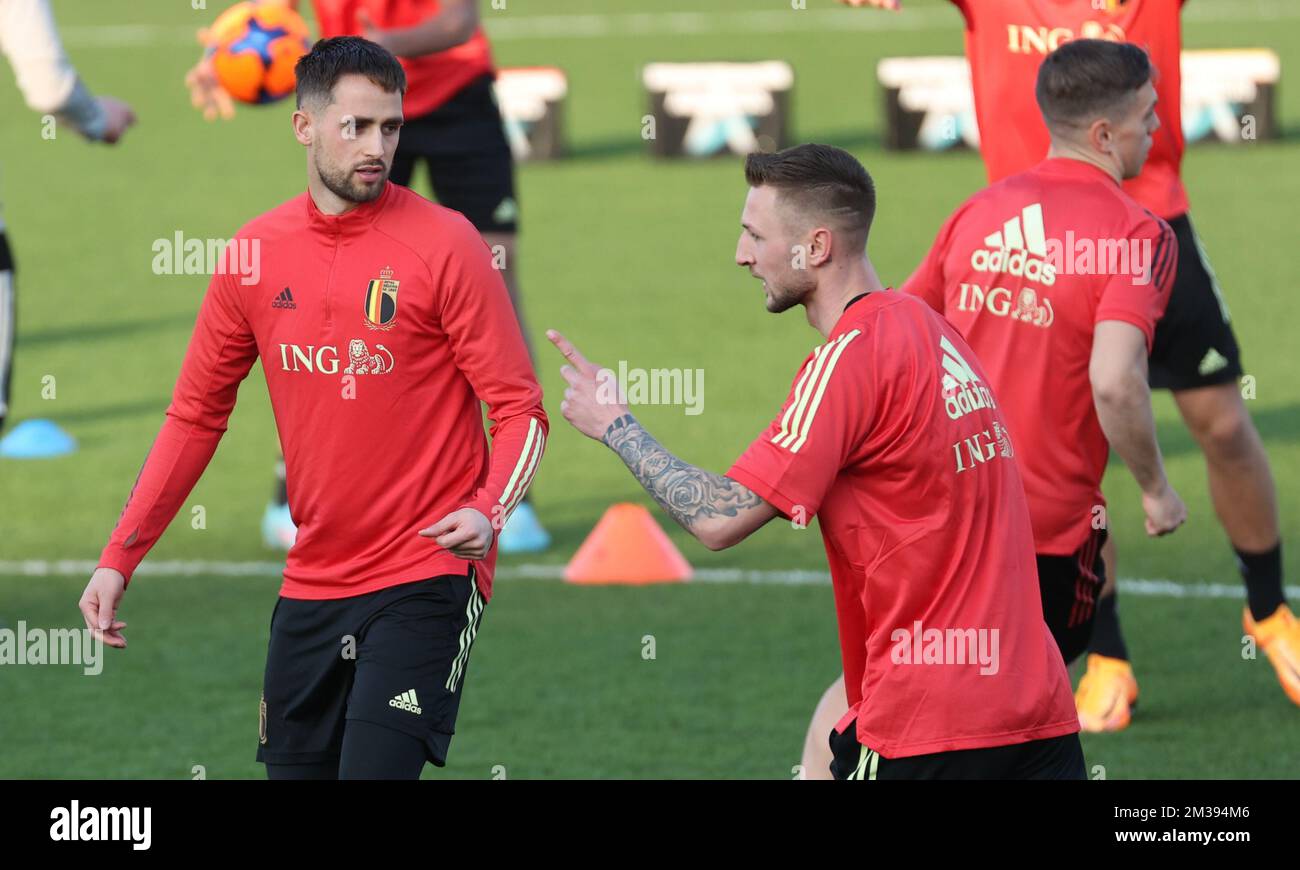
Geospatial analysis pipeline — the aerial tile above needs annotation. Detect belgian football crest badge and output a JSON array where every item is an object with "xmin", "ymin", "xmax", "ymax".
[{"xmin": 363, "ymin": 266, "xmax": 399, "ymax": 331}]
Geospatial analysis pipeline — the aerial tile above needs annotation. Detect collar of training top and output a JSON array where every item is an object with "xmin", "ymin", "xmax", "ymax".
[
  {"xmin": 843, "ymin": 291, "xmax": 871, "ymax": 313},
  {"xmin": 1035, "ymin": 156, "xmax": 1121, "ymax": 188},
  {"xmin": 305, "ymin": 180, "xmax": 393, "ymax": 237},
  {"xmin": 835, "ymin": 287, "xmax": 896, "ymax": 331}
]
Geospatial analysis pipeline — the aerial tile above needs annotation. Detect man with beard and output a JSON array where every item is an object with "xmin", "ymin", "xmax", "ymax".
[
  {"xmin": 548, "ymin": 144, "xmax": 1082, "ymax": 779},
  {"xmin": 80, "ymin": 37, "xmax": 546, "ymax": 779},
  {"xmin": 187, "ymin": 0, "xmax": 551, "ymax": 554},
  {"xmin": 840, "ymin": 0, "xmax": 1298, "ymax": 735}
]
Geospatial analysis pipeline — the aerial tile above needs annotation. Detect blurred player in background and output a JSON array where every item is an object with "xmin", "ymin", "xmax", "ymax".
[
  {"xmin": 186, "ymin": 0, "xmax": 550, "ymax": 553},
  {"xmin": 550, "ymin": 144, "xmax": 1083, "ymax": 779},
  {"xmin": 907, "ymin": 39, "xmax": 1184, "ymax": 671},
  {"xmin": 0, "ymin": 0, "xmax": 135, "ymax": 435},
  {"xmin": 839, "ymin": 0, "xmax": 1297, "ymax": 729},
  {"xmin": 83, "ymin": 37, "xmax": 546, "ymax": 779}
]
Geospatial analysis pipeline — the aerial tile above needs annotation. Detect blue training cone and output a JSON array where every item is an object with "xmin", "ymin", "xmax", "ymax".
[{"xmin": 0, "ymin": 419, "xmax": 77, "ymax": 458}]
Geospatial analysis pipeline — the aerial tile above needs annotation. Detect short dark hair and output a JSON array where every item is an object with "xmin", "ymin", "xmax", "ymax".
[
  {"xmin": 1035, "ymin": 39, "xmax": 1152, "ymax": 129},
  {"xmin": 295, "ymin": 36, "xmax": 406, "ymax": 110},
  {"xmin": 744, "ymin": 144, "xmax": 877, "ymax": 246}
]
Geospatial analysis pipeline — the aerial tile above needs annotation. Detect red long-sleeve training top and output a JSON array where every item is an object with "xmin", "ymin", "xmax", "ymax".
[{"xmin": 96, "ymin": 181, "xmax": 546, "ymax": 601}]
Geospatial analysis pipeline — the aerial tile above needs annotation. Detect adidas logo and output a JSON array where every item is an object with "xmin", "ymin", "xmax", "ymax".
[
  {"xmin": 939, "ymin": 334, "xmax": 996, "ymax": 421},
  {"xmin": 970, "ymin": 203, "xmax": 1058, "ymax": 287},
  {"xmin": 389, "ymin": 689, "xmax": 422, "ymax": 715},
  {"xmin": 1199, "ymin": 347, "xmax": 1229, "ymax": 376},
  {"xmin": 492, "ymin": 197, "xmax": 518, "ymax": 226},
  {"xmin": 271, "ymin": 287, "xmax": 297, "ymax": 309}
]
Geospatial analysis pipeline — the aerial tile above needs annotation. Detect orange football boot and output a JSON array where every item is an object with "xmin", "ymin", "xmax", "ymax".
[
  {"xmin": 1243, "ymin": 604, "xmax": 1300, "ymax": 707},
  {"xmin": 1075, "ymin": 653, "xmax": 1139, "ymax": 733}
]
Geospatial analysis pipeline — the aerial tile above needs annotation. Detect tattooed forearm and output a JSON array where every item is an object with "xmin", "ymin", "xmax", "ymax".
[{"xmin": 601, "ymin": 413, "xmax": 763, "ymax": 534}]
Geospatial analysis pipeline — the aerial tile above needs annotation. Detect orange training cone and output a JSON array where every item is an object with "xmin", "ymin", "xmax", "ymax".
[{"xmin": 563, "ymin": 503, "xmax": 693, "ymax": 585}]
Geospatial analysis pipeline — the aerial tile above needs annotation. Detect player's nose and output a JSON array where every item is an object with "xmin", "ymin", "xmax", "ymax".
[
  {"xmin": 734, "ymin": 238, "xmax": 751, "ymax": 266},
  {"xmin": 362, "ymin": 128, "xmax": 385, "ymax": 157}
]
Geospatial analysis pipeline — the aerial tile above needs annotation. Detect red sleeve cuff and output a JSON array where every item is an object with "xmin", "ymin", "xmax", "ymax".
[
  {"xmin": 726, "ymin": 464, "xmax": 805, "ymax": 521},
  {"xmin": 1095, "ymin": 311, "xmax": 1156, "ymax": 352},
  {"xmin": 95, "ymin": 552, "xmax": 138, "ymax": 587},
  {"xmin": 460, "ymin": 495, "xmax": 503, "ymax": 529}
]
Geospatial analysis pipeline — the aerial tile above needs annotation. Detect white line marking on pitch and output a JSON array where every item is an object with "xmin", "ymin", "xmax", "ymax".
[{"xmin": 2, "ymin": 560, "xmax": 1294, "ymax": 600}]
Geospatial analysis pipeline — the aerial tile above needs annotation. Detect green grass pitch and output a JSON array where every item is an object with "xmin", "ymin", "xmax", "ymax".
[{"xmin": 0, "ymin": 0, "xmax": 1297, "ymax": 778}]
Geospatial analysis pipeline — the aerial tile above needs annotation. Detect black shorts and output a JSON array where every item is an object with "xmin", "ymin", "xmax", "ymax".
[
  {"xmin": 1148, "ymin": 213, "xmax": 1243, "ymax": 391},
  {"xmin": 829, "ymin": 720, "xmax": 1085, "ymax": 780},
  {"xmin": 392, "ymin": 73, "xmax": 518, "ymax": 234},
  {"xmin": 256, "ymin": 570, "xmax": 485, "ymax": 768},
  {"xmin": 1037, "ymin": 528, "xmax": 1107, "ymax": 666}
]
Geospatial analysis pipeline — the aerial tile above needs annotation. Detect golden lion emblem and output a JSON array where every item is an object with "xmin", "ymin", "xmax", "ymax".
[
  {"xmin": 1011, "ymin": 288, "xmax": 1054, "ymax": 328},
  {"xmin": 343, "ymin": 339, "xmax": 394, "ymax": 374}
]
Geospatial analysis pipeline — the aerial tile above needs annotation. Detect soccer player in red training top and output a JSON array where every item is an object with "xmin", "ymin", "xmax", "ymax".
[
  {"xmin": 187, "ymin": 0, "xmax": 551, "ymax": 554},
  {"xmin": 549, "ymin": 144, "xmax": 1082, "ymax": 779},
  {"xmin": 842, "ymin": 0, "xmax": 1298, "ymax": 729},
  {"xmin": 80, "ymin": 38, "xmax": 546, "ymax": 779},
  {"xmin": 906, "ymin": 39, "xmax": 1185, "ymax": 669}
]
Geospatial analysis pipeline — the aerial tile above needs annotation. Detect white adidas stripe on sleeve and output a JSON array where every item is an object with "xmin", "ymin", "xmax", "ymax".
[
  {"xmin": 772, "ymin": 330, "xmax": 861, "ymax": 455},
  {"xmin": 498, "ymin": 418, "xmax": 545, "ymax": 519}
]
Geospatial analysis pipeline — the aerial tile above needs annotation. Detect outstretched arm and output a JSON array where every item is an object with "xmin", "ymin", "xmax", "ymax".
[
  {"xmin": 0, "ymin": 0, "xmax": 136, "ymax": 141},
  {"xmin": 600, "ymin": 412, "xmax": 778, "ymax": 550},
  {"xmin": 547, "ymin": 330, "xmax": 778, "ymax": 551}
]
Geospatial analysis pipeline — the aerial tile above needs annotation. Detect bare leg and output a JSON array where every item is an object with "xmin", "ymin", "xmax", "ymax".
[
  {"xmin": 1173, "ymin": 383, "xmax": 1280, "ymax": 552},
  {"xmin": 799, "ymin": 674, "xmax": 847, "ymax": 781},
  {"xmin": 1175, "ymin": 381, "xmax": 1286, "ymax": 620}
]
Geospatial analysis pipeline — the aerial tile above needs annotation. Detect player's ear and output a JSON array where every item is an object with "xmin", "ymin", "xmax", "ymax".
[
  {"xmin": 1088, "ymin": 117, "xmax": 1113, "ymax": 156},
  {"xmin": 808, "ymin": 226, "xmax": 834, "ymax": 267},
  {"xmin": 292, "ymin": 108, "xmax": 313, "ymax": 146}
]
